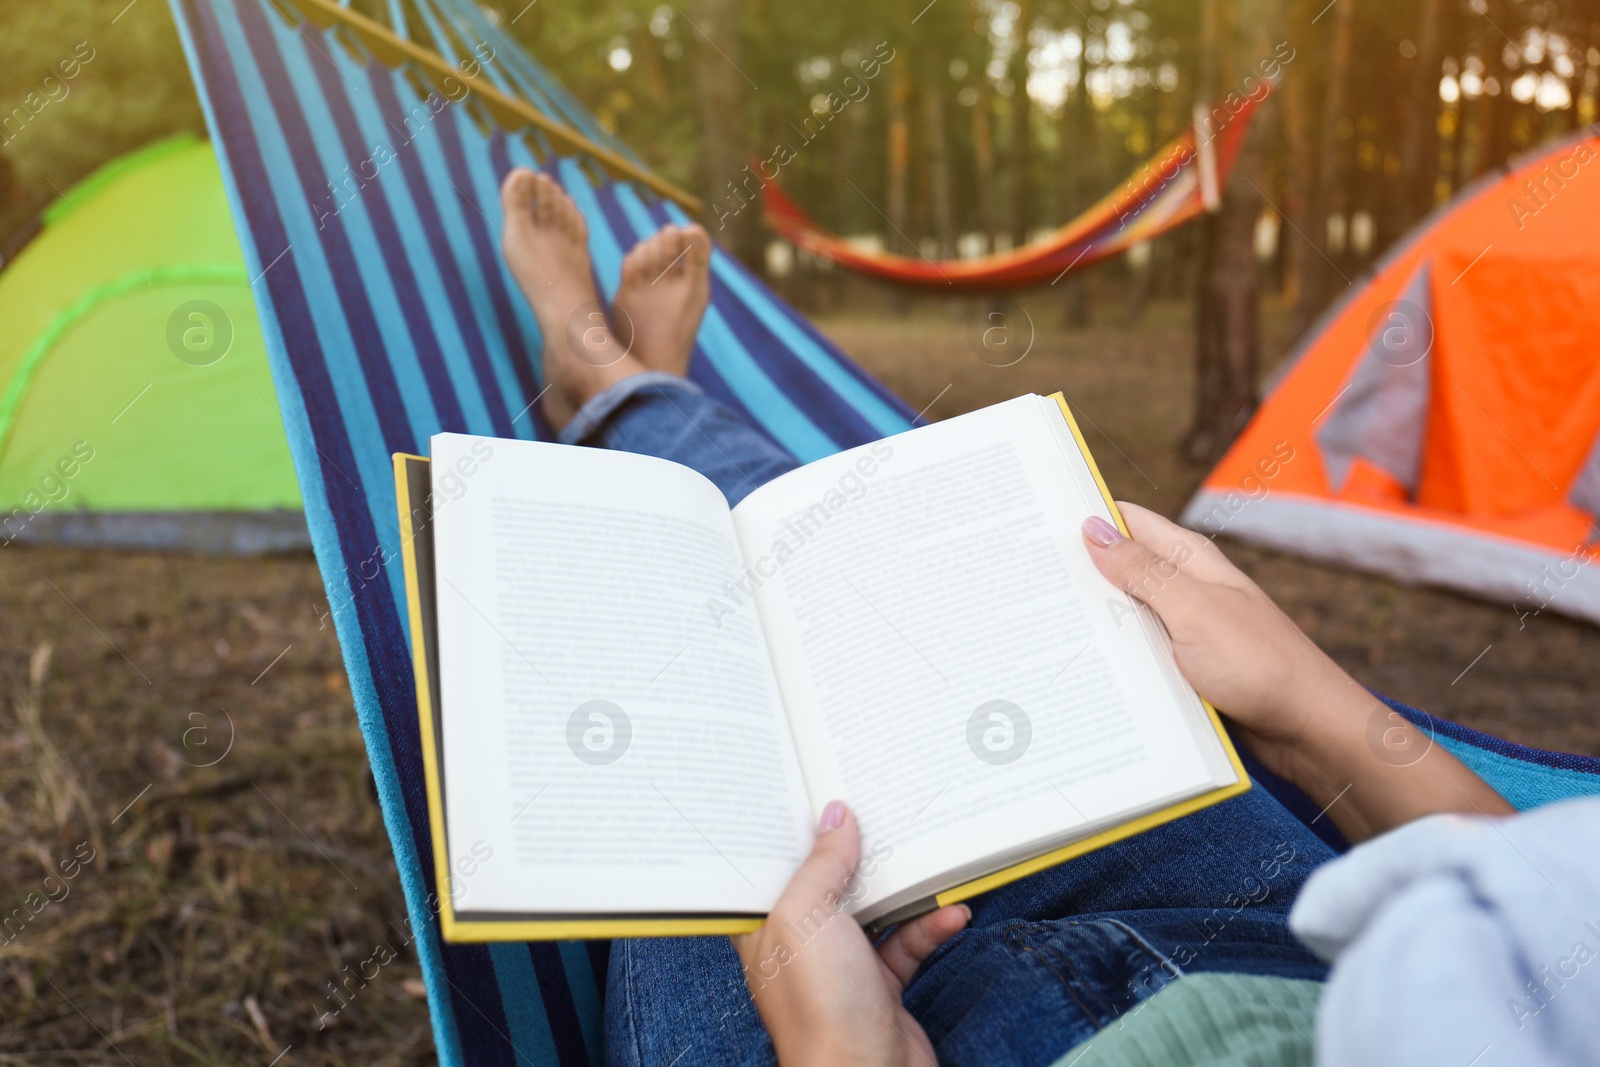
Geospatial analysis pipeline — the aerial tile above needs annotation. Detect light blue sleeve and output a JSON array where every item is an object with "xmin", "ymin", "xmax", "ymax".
[{"xmin": 1289, "ymin": 797, "xmax": 1600, "ymax": 1067}]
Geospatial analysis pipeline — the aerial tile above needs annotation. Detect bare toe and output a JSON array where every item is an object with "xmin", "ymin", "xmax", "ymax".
[
  {"xmin": 632, "ymin": 226, "xmax": 665, "ymax": 279},
  {"xmin": 620, "ymin": 242, "xmax": 650, "ymax": 288},
  {"xmin": 609, "ymin": 223, "xmax": 712, "ymax": 376},
  {"xmin": 534, "ymin": 173, "xmax": 562, "ymax": 225},
  {"xmin": 501, "ymin": 167, "xmax": 536, "ymax": 217},
  {"xmin": 683, "ymin": 225, "xmax": 711, "ymax": 265},
  {"xmin": 555, "ymin": 183, "xmax": 587, "ymax": 241}
]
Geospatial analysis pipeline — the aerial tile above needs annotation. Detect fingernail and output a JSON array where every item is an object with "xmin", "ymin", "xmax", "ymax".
[
  {"xmin": 819, "ymin": 800, "xmax": 847, "ymax": 832},
  {"xmin": 959, "ymin": 904, "xmax": 972, "ymax": 923},
  {"xmin": 1083, "ymin": 515, "xmax": 1123, "ymax": 548}
]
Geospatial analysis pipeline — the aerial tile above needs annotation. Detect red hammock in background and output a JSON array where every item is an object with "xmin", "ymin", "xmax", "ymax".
[{"xmin": 760, "ymin": 93, "xmax": 1266, "ymax": 293}]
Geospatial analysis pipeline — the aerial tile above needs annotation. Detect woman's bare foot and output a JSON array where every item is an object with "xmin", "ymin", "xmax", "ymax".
[
  {"xmin": 611, "ymin": 223, "xmax": 712, "ymax": 377},
  {"xmin": 500, "ymin": 168, "xmax": 645, "ymax": 430}
]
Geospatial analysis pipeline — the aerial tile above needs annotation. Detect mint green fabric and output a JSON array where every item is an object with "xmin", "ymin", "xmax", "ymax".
[{"xmin": 1054, "ymin": 973, "xmax": 1321, "ymax": 1067}]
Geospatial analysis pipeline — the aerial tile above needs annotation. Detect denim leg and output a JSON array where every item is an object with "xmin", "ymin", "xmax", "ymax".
[
  {"xmin": 559, "ymin": 372, "xmax": 799, "ymax": 506},
  {"xmin": 904, "ymin": 909, "xmax": 1323, "ymax": 1067},
  {"xmin": 905, "ymin": 916, "xmax": 1178, "ymax": 1067},
  {"xmin": 887, "ymin": 783, "xmax": 1335, "ymax": 1066},
  {"xmin": 965, "ymin": 781, "xmax": 1336, "ymax": 925},
  {"xmin": 604, "ymin": 937, "xmax": 773, "ymax": 1067},
  {"xmin": 944, "ymin": 780, "xmax": 1335, "ymax": 991}
]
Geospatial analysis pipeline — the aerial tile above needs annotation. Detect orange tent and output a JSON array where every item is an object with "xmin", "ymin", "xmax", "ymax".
[{"xmin": 1183, "ymin": 129, "xmax": 1600, "ymax": 625}]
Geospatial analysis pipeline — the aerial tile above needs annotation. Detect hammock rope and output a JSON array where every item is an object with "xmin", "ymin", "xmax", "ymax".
[{"xmin": 278, "ymin": 0, "xmax": 700, "ymax": 211}]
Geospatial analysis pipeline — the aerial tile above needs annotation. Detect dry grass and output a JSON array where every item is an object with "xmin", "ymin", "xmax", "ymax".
[
  {"xmin": 0, "ymin": 551, "xmax": 434, "ymax": 1065},
  {"xmin": 1, "ymin": 287, "xmax": 1595, "ymax": 1065}
]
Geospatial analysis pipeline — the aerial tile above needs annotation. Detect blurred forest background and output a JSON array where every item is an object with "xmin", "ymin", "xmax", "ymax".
[
  {"xmin": 5, "ymin": 0, "xmax": 1600, "ymax": 450},
  {"xmin": 5, "ymin": 0, "xmax": 1600, "ymax": 461},
  {"xmin": 5, "ymin": 2, "xmax": 1600, "ymax": 1064}
]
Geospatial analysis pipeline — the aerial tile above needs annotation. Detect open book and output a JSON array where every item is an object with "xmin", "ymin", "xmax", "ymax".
[{"xmin": 395, "ymin": 393, "xmax": 1247, "ymax": 941}]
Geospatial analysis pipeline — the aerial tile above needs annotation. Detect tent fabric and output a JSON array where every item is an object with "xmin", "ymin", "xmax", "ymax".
[
  {"xmin": 1185, "ymin": 130, "xmax": 1600, "ymax": 625},
  {"xmin": 9, "ymin": 508, "xmax": 310, "ymax": 553},
  {"xmin": 164, "ymin": 2, "xmax": 1600, "ymax": 1063},
  {"xmin": 0, "ymin": 134, "xmax": 306, "ymax": 551},
  {"xmin": 758, "ymin": 95, "xmax": 1262, "ymax": 292},
  {"xmin": 1314, "ymin": 264, "xmax": 1432, "ymax": 495}
]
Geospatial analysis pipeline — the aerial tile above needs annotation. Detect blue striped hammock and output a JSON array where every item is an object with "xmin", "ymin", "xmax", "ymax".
[{"xmin": 166, "ymin": 1, "xmax": 1600, "ymax": 1063}]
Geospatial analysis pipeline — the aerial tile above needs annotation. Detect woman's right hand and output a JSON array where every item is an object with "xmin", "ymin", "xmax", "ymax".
[
  {"xmin": 1080, "ymin": 502, "xmax": 1352, "ymax": 764},
  {"xmin": 1080, "ymin": 502, "xmax": 1513, "ymax": 842}
]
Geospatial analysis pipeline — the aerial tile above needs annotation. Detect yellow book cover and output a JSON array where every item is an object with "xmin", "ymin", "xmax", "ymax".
[{"xmin": 394, "ymin": 391, "xmax": 1248, "ymax": 942}]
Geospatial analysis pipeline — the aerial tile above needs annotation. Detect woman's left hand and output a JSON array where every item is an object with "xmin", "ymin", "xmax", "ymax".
[{"xmin": 731, "ymin": 801, "xmax": 970, "ymax": 1067}]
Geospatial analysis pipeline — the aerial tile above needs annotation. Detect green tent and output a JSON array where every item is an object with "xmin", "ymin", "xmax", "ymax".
[{"xmin": 0, "ymin": 134, "xmax": 305, "ymax": 552}]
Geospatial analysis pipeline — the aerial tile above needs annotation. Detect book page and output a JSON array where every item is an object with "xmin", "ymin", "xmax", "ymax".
[
  {"xmin": 729, "ymin": 397, "xmax": 1231, "ymax": 913},
  {"xmin": 430, "ymin": 434, "xmax": 812, "ymax": 916}
]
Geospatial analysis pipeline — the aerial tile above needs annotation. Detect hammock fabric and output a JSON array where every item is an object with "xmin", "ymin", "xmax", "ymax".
[
  {"xmin": 165, "ymin": 2, "xmax": 1600, "ymax": 1064},
  {"xmin": 759, "ymin": 95, "xmax": 1262, "ymax": 292}
]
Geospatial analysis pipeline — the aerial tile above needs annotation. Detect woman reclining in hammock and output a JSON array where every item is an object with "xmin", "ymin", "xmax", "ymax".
[{"xmin": 497, "ymin": 167, "xmax": 1600, "ymax": 1067}]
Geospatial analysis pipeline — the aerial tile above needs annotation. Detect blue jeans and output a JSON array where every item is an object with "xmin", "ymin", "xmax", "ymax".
[{"xmin": 562, "ymin": 376, "xmax": 1335, "ymax": 1067}]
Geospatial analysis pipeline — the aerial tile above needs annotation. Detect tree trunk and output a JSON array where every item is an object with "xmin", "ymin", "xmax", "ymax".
[
  {"xmin": 921, "ymin": 76, "xmax": 957, "ymax": 258},
  {"xmin": 0, "ymin": 148, "xmax": 15, "ymax": 215},
  {"xmin": 1006, "ymin": 0, "xmax": 1033, "ymax": 249},
  {"xmin": 886, "ymin": 59, "xmax": 914, "ymax": 255},
  {"xmin": 1060, "ymin": 7, "xmax": 1090, "ymax": 327},
  {"xmin": 1188, "ymin": 187, "xmax": 1263, "ymax": 462},
  {"xmin": 1459, "ymin": 16, "xmax": 1490, "ymax": 182},
  {"xmin": 971, "ymin": 76, "xmax": 999, "ymax": 253},
  {"xmin": 829, "ymin": 106, "xmax": 867, "ymax": 310},
  {"xmin": 1393, "ymin": 0, "xmax": 1444, "ymax": 235},
  {"xmin": 1277, "ymin": 3, "xmax": 1315, "ymax": 310},
  {"xmin": 0, "ymin": 148, "xmax": 20, "ymax": 253},
  {"xmin": 1294, "ymin": 0, "xmax": 1356, "ymax": 334},
  {"xmin": 1471, "ymin": 75, "xmax": 1496, "ymax": 177},
  {"xmin": 886, "ymin": 59, "xmax": 914, "ymax": 313},
  {"xmin": 686, "ymin": 0, "xmax": 760, "ymax": 268},
  {"xmin": 1127, "ymin": 248, "xmax": 1153, "ymax": 324},
  {"xmin": 1443, "ymin": 100, "xmax": 1465, "ymax": 196},
  {"xmin": 1475, "ymin": 2, "xmax": 1512, "ymax": 175},
  {"xmin": 1487, "ymin": 51, "xmax": 1515, "ymax": 165},
  {"xmin": 1186, "ymin": 0, "xmax": 1270, "ymax": 464}
]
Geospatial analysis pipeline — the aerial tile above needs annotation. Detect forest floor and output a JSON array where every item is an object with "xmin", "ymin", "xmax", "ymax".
[{"xmin": 2, "ymin": 288, "xmax": 1596, "ymax": 1066}]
